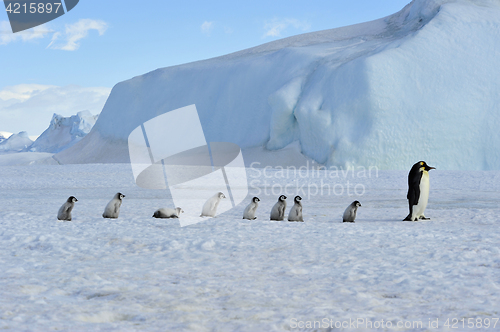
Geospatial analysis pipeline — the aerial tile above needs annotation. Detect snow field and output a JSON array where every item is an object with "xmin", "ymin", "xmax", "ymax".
[{"xmin": 0, "ymin": 164, "xmax": 499, "ymax": 331}]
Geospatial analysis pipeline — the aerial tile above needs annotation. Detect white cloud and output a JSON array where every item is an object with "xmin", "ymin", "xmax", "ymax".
[
  {"xmin": 201, "ymin": 21, "xmax": 214, "ymax": 35},
  {"xmin": 263, "ymin": 18, "xmax": 311, "ymax": 38},
  {"xmin": 0, "ymin": 21, "xmax": 50, "ymax": 45},
  {"xmin": 0, "ymin": 84, "xmax": 55, "ymax": 101},
  {"xmin": 1, "ymin": 19, "xmax": 107, "ymax": 50},
  {"xmin": 48, "ymin": 19, "xmax": 108, "ymax": 51},
  {"xmin": 0, "ymin": 84, "xmax": 111, "ymax": 135}
]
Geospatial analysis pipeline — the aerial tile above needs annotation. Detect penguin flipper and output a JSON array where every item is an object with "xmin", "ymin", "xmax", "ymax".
[
  {"xmin": 278, "ymin": 206, "xmax": 285, "ymax": 220},
  {"xmin": 408, "ymin": 186, "xmax": 420, "ymax": 207},
  {"xmin": 407, "ymin": 170, "xmax": 423, "ymax": 205}
]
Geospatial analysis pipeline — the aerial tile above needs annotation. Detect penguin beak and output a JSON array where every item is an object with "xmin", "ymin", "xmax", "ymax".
[{"xmin": 428, "ymin": 166, "xmax": 436, "ymax": 170}]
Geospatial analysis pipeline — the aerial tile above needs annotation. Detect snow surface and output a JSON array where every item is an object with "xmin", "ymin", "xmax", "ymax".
[
  {"xmin": 55, "ymin": 0, "xmax": 500, "ymax": 170},
  {"xmin": 29, "ymin": 111, "xmax": 98, "ymax": 153},
  {"xmin": 0, "ymin": 152, "xmax": 56, "ymax": 166},
  {"xmin": 1, "ymin": 164, "xmax": 499, "ymax": 331}
]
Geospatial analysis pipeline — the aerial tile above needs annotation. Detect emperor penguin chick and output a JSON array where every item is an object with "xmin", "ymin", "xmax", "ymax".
[
  {"xmin": 270, "ymin": 195, "xmax": 287, "ymax": 221},
  {"xmin": 243, "ymin": 197, "xmax": 260, "ymax": 220},
  {"xmin": 103, "ymin": 193, "xmax": 125, "ymax": 219},
  {"xmin": 288, "ymin": 196, "xmax": 304, "ymax": 222},
  {"xmin": 404, "ymin": 161, "xmax": 435, "ymax": 221},
  {"xmin": 57, "ymin": 196, "xmax": 78, "ymax": 221},
  {"xmin": 153, "ymin": 207, "xmax": 184, "ymax": 218},
  {"xmin": 201, "ymin": 192, "xmax": 225, "ymax": 217},
  {"xmin": 343, "ymin": 201, "xmax": 361, "ymax": 223}
]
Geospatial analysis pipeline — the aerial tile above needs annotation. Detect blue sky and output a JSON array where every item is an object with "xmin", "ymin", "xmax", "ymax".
[{"xmin": 1, "ymin": 0, "xmax": 410, "ymax": 135}]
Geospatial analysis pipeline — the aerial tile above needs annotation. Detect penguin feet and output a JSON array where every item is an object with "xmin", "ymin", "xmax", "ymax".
[{"xmin": 419, "ymin": 216, "xmax": 430, "ymax": 220}]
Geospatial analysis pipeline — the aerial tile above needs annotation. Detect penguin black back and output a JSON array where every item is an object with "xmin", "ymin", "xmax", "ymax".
[{"xmin": 407, "ymin": 162, "xmax": 424, "ymax": 206}]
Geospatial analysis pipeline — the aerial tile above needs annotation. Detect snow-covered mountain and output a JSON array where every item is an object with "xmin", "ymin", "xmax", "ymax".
[
  {"xmin": 29, "ymin": 111, "xmax": 98, "ymax": 153},
  {"xmin": 0, "ymin": 131, "xmax": 13, "ymax": 143},
  {"xmin": 55, "ymin": 0, "xmax": 500, "ymax": 170},
  {"xmin": 0, "ymin": 131, "xmax": 33, "ymax": 152},
  {"xmin": 0, "ymin": 111, "xmax": 97, "ymax": 156}
]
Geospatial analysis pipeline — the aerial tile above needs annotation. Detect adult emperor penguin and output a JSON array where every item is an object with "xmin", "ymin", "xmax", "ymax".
[
  {"xmin": 270, "ymin": 195, "xmax": 287, "ymax": 221},
  {"xmin": 200, "ymin": 192, "xmax": 225, "ymax": 217},
  {"xmin": 243, "ymin": 197, "xmax": 260, "ymax": 220},
  {"xmin": 404, "ymin": 161, "xmax": 435, "ymax": 221},
  {"xmin": 343, "ymin": 201, "xmax": 361, "ymax": 223},
  {"xmin": 288, "ymin": 196, "xmax": 304, "ymax": 222},
  {"xmin": 57, "ymin": 196, "xmax": 78, "ymax": 221},
  {"xmin": 153, "ymin": 207, "xmax": 184, "ymax": 219},
  {"xmin": 102, "ymin": 192, "xmax": 125, "ymax": 219}
]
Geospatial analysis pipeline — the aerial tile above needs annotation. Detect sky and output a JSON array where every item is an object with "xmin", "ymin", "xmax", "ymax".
[{"xmin": 0, "ymin": 0, "xmax": 411, "ymax": 136}]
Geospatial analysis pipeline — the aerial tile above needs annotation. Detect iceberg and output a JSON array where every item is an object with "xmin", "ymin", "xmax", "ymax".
[{"xmin": 54, "ymin": 0, "xmax": 500, "ymax": 170}]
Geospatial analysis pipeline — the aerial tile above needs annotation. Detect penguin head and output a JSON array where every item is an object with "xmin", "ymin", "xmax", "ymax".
[
  {"xmin": 218, "ymin": 192, "xmax": 226, "ymax": 199},
  {"xmin": 252, "ymin": 197, "xmax": 260, "ymax": 203},
  {"xmin": 417, "ymin": 161, "xmax": 435, "ymax": 172},
  {"xmin": 294, "ymin": 196, "xmax": 302, "ymax": 202},
  {"xmin": 117, "ymin": 193, "xmax": 125, "ymax": 200},
  {"xmin": 152, "ymin": 210, "xmax": 159, "ymax": 218},
  {"xmin": 176, "ymin": 207, "xmax": 184, "ymax": 214},
  {"xmin": 279, "ymin": 195, "xmax": 287, "ymax": 201},
  {"xmin": 68, "ymin": 196, "xmax": 78, "ymax": 203},
  {"xmin": 352, "ymin": 200, "xmax": 361, "ymax": 208}
]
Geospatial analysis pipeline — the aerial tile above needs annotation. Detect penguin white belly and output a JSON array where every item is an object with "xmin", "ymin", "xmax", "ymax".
[{"xmin": 413, "ymin": 171, "xmax": 430, "ymax": 219}]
